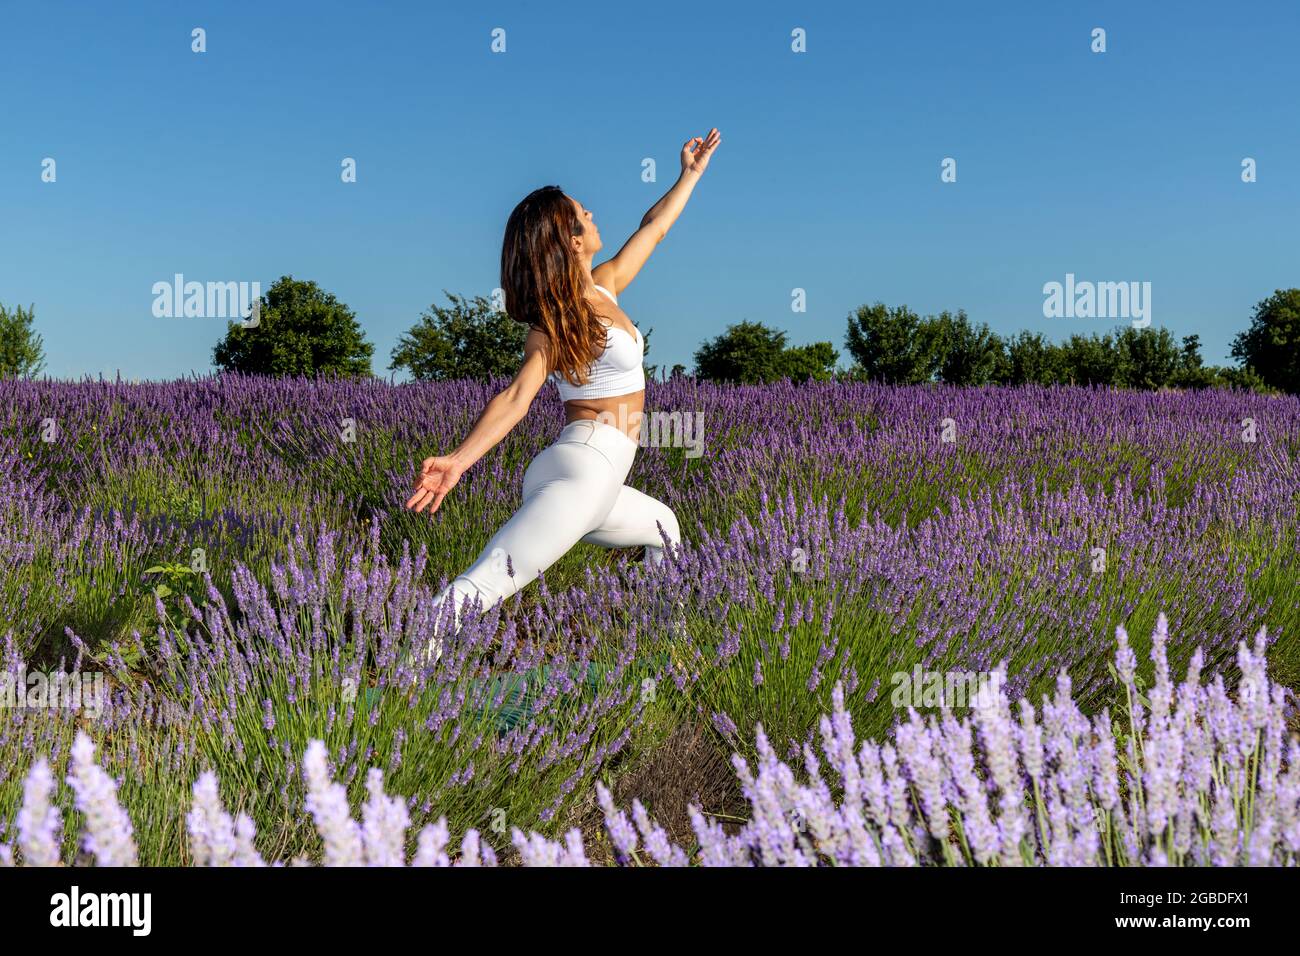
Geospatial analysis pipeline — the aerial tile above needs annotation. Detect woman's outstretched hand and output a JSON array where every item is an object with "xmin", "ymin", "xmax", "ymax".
[
  {"xmin": 681, "ymin": 128, "xmax": 721, "ymax": 176},
  {"xmin": 405, "ymin": 455, "xmax": 464, "ymax": 514}
]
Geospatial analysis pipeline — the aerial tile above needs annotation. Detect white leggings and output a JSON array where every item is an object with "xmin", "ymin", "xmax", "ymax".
[{"xmin": 425, "ymin": 419, "xmax": 680, "ymax": 656}]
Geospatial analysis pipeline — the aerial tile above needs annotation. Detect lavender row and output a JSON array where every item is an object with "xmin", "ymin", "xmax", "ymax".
[{"xmin": 5, "ymin": 617, "xmax": 1296, "ymax": 867}]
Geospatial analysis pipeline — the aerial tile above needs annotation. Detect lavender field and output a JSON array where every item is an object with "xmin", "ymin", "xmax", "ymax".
[{"xmin": 2, "ymin": 375, "xmax": 1299, "ymax": 866}]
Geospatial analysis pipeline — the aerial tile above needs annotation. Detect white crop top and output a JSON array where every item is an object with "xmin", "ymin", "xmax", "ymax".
[{"xmin": 550, "ymin": 284, "xmax": 646, "ymax": 401}]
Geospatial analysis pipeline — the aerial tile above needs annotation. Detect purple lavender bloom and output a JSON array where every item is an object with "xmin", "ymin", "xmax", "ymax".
[
  {"xmin": 66, "ymin": 732, "xmax": 137, "ymax": 866},
  {"xmin": 17, "ymin": 758, "xmax": 62, "ymax": 867},
  {"xmin": 187, "ymin": 770, "xmax": 238, "ymax": 866},
  {"xmin": 301, "ymin": 740, "xmax": 363, "ymax": 866},
  {"xmin": 361, "ymin": 767, "xmax": 410, "ymax": 866}
]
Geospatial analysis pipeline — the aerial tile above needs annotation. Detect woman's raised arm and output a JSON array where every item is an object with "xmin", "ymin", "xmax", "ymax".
[
  {"xmin": 405, "ymin": 327, "xmax": 551, "ymax": 515},
  {"xmin": 595, "ymin": 128, "xmax": 721, "ymax": 295}
]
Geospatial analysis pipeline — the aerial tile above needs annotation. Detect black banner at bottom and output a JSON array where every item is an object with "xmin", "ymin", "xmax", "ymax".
[{"xmin": 0, "ymin": 865, "xmax": 1281, "ymax": 942}]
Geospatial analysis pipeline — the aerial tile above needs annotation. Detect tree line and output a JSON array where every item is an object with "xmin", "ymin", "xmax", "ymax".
[{"xmin": 2, "ymin": 278, "xmax": 1297, "ymax": 394}]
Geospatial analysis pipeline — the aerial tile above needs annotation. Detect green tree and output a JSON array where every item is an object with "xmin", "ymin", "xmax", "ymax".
[
  {"xmin": 781, "ymin": 341, "xmax": 839, "ymax": 383},
  {"xmin": 694, "ymin": 321, "xmax": 836, "ymax": 384},
  {"xmin": 694, "ymin": 321, "xmax": 790, "ymax": 383},
  {"xmin": 933, "ymin": 310, "xmax": 1007, "ymax": 385},
  {"xmin": 1209, "ymin": 364, "xmax": 1274, "ymax": 393},
  {"xmin": 1002, "ymin": 330, "xmax": 1065, "ymax": 385},
  {"xmin": 390, "ymin": 292, "xmax": 526, "ymax": 381},
  {"xmin": 0, "ymin": 303, "xmax": 46, "ymax": 379},
  {"xmin": 1168, "ymin": 334, "xmax": 1215, "ymax": 389},
  {"xmin": 1230, "ymin": 289, "xmax": 1300, "ymax": 394},
  {"xmin": 843, "ymin": 303, "xmax": 945, "ymax": 384},
  {"xmin": 1059, "ymin": 332, "xmax": 1119, "ymax": 386},
  {"xmin": 213, "ymin": 276, "xmax": 374, "ymax": 377},
  {"xmin": 1114, "ymin": 326, "xmax": 1183, "ymax": 389}
]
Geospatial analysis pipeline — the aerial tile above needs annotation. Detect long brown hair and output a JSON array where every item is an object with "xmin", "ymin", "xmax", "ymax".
[{"xmin": 501, "ymin": 185, "xmax": 609, "ymax": 386}]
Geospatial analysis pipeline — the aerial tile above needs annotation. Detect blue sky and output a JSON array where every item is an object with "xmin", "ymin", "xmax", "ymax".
[{"xmin": 2, "ymin": 0, "xmax": 1296, "ymax": 380}]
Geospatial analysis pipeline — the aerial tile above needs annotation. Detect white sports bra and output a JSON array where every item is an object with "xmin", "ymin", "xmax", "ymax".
[{"xmin": 550, "ymin": 284, "xmax": 646, "ymax": 401}]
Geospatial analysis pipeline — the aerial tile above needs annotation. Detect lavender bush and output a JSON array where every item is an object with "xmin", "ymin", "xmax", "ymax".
[
  {"xmin": 573, "ymin": 616, "xmax": 1300, "ymax": 866},
  {"xmin": 1, "ymin": 376, "xmax": 1298, "ymax": 863},
  {"xmin": 3, "ymin": 617, "xmax": 1296, "ymax": 867}
]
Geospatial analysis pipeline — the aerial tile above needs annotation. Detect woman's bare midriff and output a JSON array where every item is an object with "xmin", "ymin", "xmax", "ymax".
[{"xmin": 564, "ymin": 393, "xmax": 646, "ymax": 442}]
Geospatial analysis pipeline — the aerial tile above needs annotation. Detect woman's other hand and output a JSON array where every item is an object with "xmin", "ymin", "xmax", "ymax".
[{"xmin": 405, "ymin": 455, "xmax": 464, "ymax": 514}]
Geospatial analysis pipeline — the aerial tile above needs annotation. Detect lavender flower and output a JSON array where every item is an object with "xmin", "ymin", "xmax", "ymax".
[
  {"xmin": 17, "ymin": 758, "xmax": 62, "ymax": 867},
  {"xmin": 187, "ymin": 771, "xmax": 238, "ymax": 866},
  {"xmin": 66, "ymin": 732, "xmax": 137, "ymax": 866},
  {"xmin": 361, "ymin": 767, "xmax": 410, "ymax": 866},
  {"xmin": 302, "ymin": 740, "xmax": 363, "ymax": 866}
]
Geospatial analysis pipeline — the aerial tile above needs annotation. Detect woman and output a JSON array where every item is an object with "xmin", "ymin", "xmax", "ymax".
[{"xmin": 405, "ymin": 128, "xmax": 722, "ymax": 661}]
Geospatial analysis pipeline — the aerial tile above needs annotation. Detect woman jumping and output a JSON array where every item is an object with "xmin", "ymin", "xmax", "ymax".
[{"xmin": 405, "ymin": 128, "xmax": 722, "ymax": 660}]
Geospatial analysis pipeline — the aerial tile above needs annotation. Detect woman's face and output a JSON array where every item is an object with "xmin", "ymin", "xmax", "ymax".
[{"xmin": 567, "ymin": 195, "xmax": 603, "ymax": 257}]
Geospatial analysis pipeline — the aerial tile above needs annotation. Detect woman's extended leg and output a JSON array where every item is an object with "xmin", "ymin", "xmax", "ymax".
[
  {"xmin": 422, "ymin": 441, "xmax": 623, "ymax": 658},
  {"xmin": 580, "ymin": 484, "xmax": 681, "ymax": 566}
]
